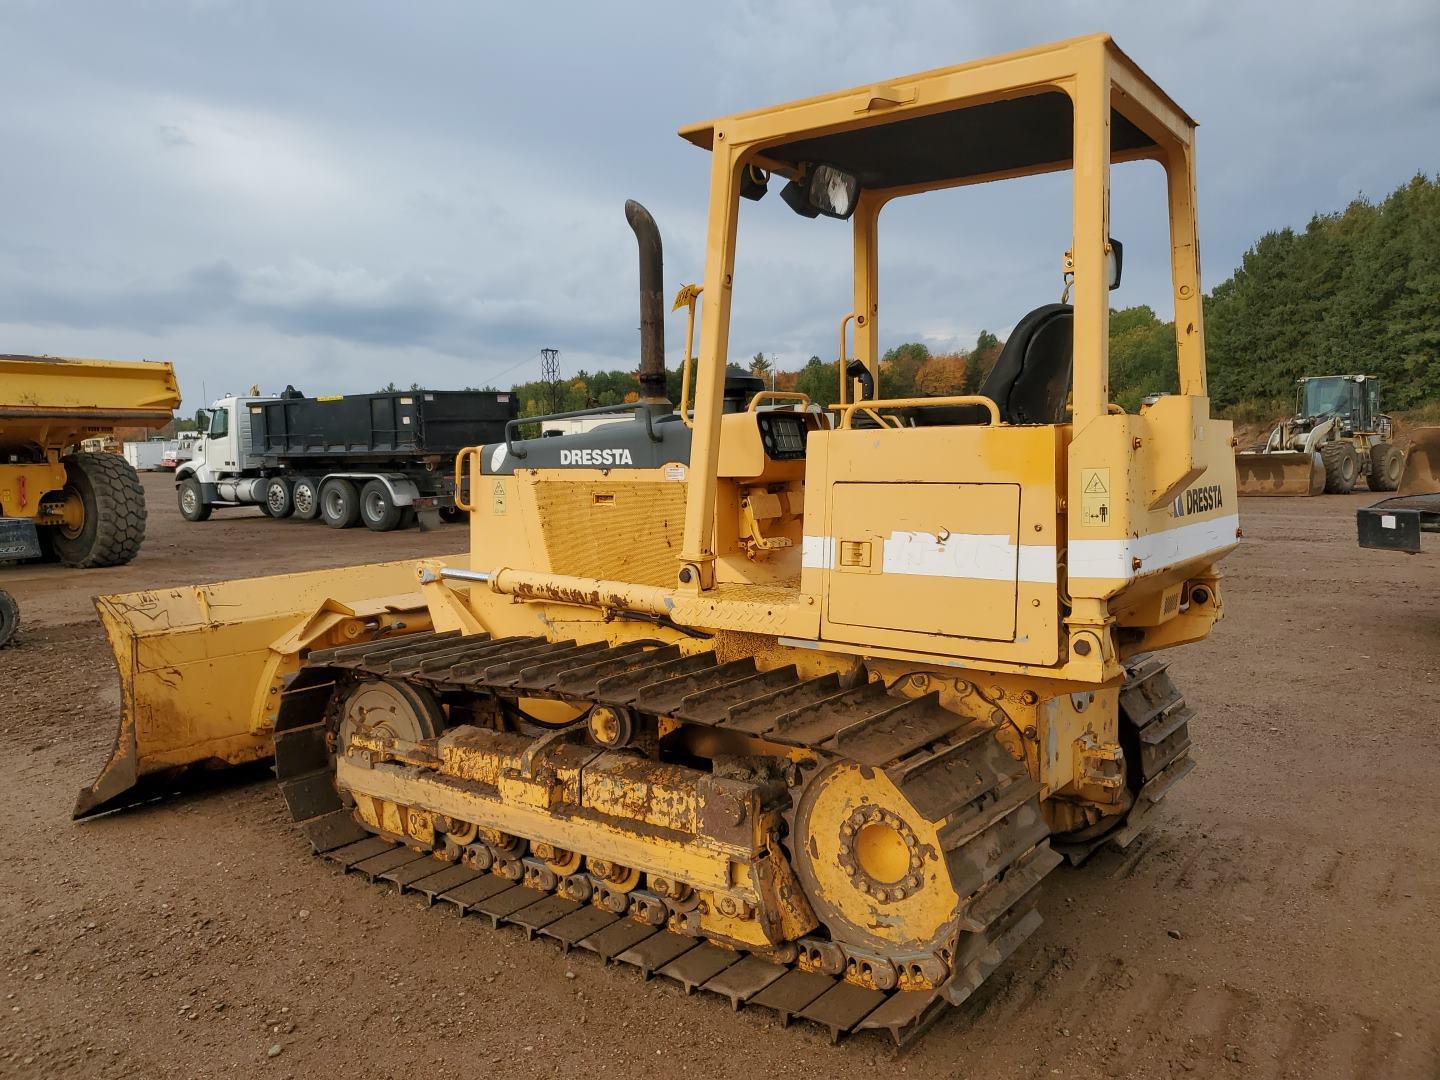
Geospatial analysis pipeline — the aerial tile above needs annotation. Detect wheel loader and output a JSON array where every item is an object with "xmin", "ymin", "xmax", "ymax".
[
  {"xmin": 74, "ymin": 35, "xmax": 1238, "ymax": 1044},
  {"xmin": 1235, "ymin": 374, "xmax": 1403, "ymax": 496},
  {"xmin": 1, "ymin": 354, "xmax": 180, "ymax": 645}
]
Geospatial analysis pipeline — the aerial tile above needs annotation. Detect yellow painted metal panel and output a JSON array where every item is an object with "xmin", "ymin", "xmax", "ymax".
[{"xmin": 826, "ymin": 482, "xmax": 1021, "ymax": 641}]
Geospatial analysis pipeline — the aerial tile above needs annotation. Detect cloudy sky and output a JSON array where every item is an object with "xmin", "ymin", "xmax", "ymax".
[{"xmin": 1, "ymin": 1, "xmax": 1436, "ymax": 409}]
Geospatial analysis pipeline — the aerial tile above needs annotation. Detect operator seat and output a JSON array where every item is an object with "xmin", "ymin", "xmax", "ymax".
[
  {"xmin": 979, "ymin": 302, "xmax": 1073, "ymax": 424},
  {"xmin": 912, "ymin": 302, "xmax": 1073, "ymax": 426}
]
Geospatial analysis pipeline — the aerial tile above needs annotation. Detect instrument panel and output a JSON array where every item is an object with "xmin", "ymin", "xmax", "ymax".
[{"xmin": 756, "ymin": 412, "xmax": 810, "ymax": 460}]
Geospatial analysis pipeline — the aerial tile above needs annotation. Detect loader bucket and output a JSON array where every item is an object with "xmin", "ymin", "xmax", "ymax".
[
  {"xmin": 73, "ymin": 558, "xmax": 443, "ymax": 819},
  {"xmin": 1235, "ymin": 450, "xmax": 1325, "ymax": 497},
  {"xmin": 1399, "ymin": 428, "xmax": 1440, "ymax": 497}
]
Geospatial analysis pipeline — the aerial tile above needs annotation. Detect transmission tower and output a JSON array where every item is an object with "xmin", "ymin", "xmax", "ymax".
[{"xmin": 540, "ymin": 347, "xmax": 561, "ymax": 413}]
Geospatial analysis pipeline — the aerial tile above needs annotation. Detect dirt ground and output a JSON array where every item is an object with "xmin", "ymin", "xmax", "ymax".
[{"xmin": 1, "ymin": 472, "xmax": 1437, "ymax": 1079}]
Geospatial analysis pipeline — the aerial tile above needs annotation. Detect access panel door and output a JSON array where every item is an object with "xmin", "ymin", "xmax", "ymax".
[{"xmin": 825, "ymin": 482, "xmax": 1021, "ymax": 642}]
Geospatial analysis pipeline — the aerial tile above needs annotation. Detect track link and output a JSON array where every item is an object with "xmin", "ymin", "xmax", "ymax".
[
  {"xmin": 274, "ymin": 630, "xmax": 1060, "ymax": 1043},
  {"xmin": 1053, "ymin": 651, "xmax": 1197, "ymax": 863}
]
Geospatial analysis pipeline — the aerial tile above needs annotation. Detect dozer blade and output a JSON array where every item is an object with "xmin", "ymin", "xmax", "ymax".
[
  {"xmin": 1235, "ymin": 450, "xmax": 1325, "ymax": 497},
  {"xmin": 1399, "ymin": 427, "xmax": 1440, "ymax": 497},
  {"xmin": 73, "ymin": 559, "xmax": 440, "ymax": 819}
]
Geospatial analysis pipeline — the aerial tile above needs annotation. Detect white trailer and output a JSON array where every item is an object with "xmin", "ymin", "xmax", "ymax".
[{"xmin": 122, "ymin": 440, "xmax": 168, "ymax": 472}]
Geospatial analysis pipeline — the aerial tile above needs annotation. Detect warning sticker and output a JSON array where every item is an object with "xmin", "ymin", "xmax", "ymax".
[
  {"xmin": 1080, "ymin": 468, "xmax": 1111, "ymax": 526},
  {"xmin": 492, "ymin": 481, "xmax": 507, "ymax": 516}
]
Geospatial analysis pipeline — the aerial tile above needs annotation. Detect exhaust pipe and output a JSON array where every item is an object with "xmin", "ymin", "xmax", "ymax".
[{"xmin": 625, "ymin": 199, "xmax": 669, "ymax": 405}]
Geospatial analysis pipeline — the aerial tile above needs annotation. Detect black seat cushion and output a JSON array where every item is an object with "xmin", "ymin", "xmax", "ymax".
[
  {"xmin": 910, "ymin": 303, "xmax": 1073, "ymax": 427},
  {"xmin": 980, "ymin": 303, "xmax": 1073, "ymax": 424}
]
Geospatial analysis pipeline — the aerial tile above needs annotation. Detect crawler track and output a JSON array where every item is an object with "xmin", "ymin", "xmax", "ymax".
[
  {"xmin": 273, "ymin": 630, "xmax": 1060, "ymax": 1044},
  {"xmin": 1053, "ymin": 651, "xmax": 1197, "ymax": 864}
]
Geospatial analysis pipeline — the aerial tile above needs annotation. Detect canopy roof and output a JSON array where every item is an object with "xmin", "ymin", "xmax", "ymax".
[{"xmin": 679, "ymin": 34, "xmax": 1193, "ymax": 191}]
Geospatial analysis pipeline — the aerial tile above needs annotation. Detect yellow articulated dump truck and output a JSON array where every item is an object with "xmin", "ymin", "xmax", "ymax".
[
  {"xmin": 75, "ymin": 35, "xmax": 1237, "ymax": 1043},
  {"xmin": 1, "ymin": 354, "xmax": 180, "ymax": 646}
]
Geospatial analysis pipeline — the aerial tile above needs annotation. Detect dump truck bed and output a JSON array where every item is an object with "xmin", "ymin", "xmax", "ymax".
[
  {"xmin": 249, "ymin": 390, "xmax": 516, "ymax": 465},
  {"xmin": 0, "ymin": 354, "xmax": 180, "ymax": 448}
]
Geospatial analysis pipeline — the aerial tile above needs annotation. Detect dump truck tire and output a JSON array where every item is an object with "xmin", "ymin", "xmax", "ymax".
[
  {"xmin": 0, "ymin": 589, "xmax": 18, "ymax": 648},
  {"xmin": 1321, "ymin": 443, "xmax": 1358, "ymax": 494},
  {"xmin": 1367, "ymin": 442, "xmax": 1403, "ymax": 492},
  {"xmin": 265, "ymin": 477, "xmax": 295, "ymax": 518},
  {"xmin": 321, "ymin": 478, "xmax": 362, "ymax": 529},
  {"xmin": 292, "ymin": 477, "xmax": 322, "ymax": 520},
  {"xmin": 177, "ymin": 478, "xmax": 211, "ymax": 522},
  {"xmin": 49, "ymin": 453, "xmax": 147, "ymax": 568},
  {"xmin": 360, "ymin": 480, "xmax": 404, "ymax": 532}
]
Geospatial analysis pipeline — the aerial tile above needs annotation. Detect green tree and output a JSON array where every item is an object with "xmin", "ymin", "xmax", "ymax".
[
  {"xmin": 1109, "ymin": 305, "xmax": 1179, "ymax": 411},
  {"xmin": 964, "ymin": 330, "xmax": 1001, "ymax": 394},
  {"xmin": 880, "ymin": 342, "xmax": 928, "ymax": 398},
  {"xmin": 795, "ymin": 355, "xmax": 839, "ymax": 408},
  {"xmin": 749, "ymin": 352, "xmax": 772, "ymax": 377}
]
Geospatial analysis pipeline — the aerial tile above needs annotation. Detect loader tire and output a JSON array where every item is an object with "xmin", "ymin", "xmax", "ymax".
[
  {"xmin": 1367, "ymin": 442, "xmax": 1403, "ymax": 492},
  {"xmin": 1321, "ymin": 443, "xmax": 1358, "ymax": 494},
  {"xmin": 0, "ymin": 589, "xmax": 18, "ymax": 648},
  {"xmin": 49, "ymin": 453, "xmax": 147, "ymax": 568}
]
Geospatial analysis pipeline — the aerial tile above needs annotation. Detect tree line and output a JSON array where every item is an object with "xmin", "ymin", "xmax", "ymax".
[{"xmin": 1114, "ymin": 172, "xmax": 1440, "ymax": 414}]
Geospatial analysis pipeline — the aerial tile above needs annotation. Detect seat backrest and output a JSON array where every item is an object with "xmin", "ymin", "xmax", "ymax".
[{"xmin": 979, "ymin": 303, "xmax": 1073, "ymax": 425}]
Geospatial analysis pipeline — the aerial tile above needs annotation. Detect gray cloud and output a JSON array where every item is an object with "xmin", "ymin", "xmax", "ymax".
[{"xmin": 1, "ymin": 0, "xmax": 1437, "ymax": 408}]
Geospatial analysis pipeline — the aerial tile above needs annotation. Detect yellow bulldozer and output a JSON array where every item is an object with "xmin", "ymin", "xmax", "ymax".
[
  {"xmin": 0, "ymin": 354, "xmax": 180, "ymax": 646},
  {"xmin": 74, "ymin": 35, "xmax": 1237, "ymax": 1043},
  {"xmin": 1235, "ymin": 374, "xmax": 1404, "ymax": 496}
]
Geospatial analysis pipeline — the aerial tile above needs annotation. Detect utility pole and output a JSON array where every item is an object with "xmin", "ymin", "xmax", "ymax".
[{"xmin": 540, "ymin": 347, "xmax": 561, "ymax": 413}]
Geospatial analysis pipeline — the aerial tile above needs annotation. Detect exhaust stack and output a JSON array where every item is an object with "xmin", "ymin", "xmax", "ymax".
[{"xmin": 625, "ymin": 199, "xmax": 669, "ymax": 405}]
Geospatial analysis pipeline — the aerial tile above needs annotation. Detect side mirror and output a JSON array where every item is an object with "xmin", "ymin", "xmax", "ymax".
[{"xmin": 1107, "ymin": 238, "xmax": 1124, "ymax": 291}]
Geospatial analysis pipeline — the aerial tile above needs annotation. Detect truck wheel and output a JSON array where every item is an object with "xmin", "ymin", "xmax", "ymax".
[
  {"xmin": 320, "ymin": 479, "xmax": 361, "ymax": 529},
  {"xmin": 360, "ymin": 480, "xmax": 404, "ymax": 531},
  {"xmin": 50, "ymin": 452, "xmax": 148, "ymax": 567},
  {"xmin": 0, "ymin": 589, "xmax": 18, "ymax": 648},
  {"xmin": 292, "ymin": 477, "xmax": 321, "ymax": 521},
  {"xmin": 1367, "ymin": 442, "xmax": 1403, "ymax": 492},
  {"xmin": 178, "ymin": 478, "xmax": 211, "ymax": 522},
  {"xmin": 1320, "ymin": 443, "xmax": 1358, "ymax": 494},
  {"xmin": 265, "ymin": 477, "xmax": 295, "ymax": 518}
]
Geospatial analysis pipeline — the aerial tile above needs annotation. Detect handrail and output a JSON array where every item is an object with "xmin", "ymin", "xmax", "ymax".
[
  {"xmin": 837, "ymin": 312, "xmax": 856, "ymax": 406},
  {"xmin": 453, "ymin": 447, "xmax": 478, "ymax": 511},
  {"xmin": 835, "ymin": 394, "xmax": 1002, "ymax": 430},
  {"xmin": 672, "ymin": 284, "xmax": 703, "ymax": 429},
  {"xmin": 504, "ymin": 402, "xmax": 661, "ymax": 459},
  {"xmin": 748, "ymin": 391, "xmax": 810, "ymax": 412}
]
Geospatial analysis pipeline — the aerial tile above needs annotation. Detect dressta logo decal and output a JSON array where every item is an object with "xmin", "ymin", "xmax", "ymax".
[
  {"xmin": 1171, "ymin": 483, "xmax": 1224, "ymax": 518},
  {"xmin": 560, "ymin": 448, "xmax": 634, "ymax": 467}
]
